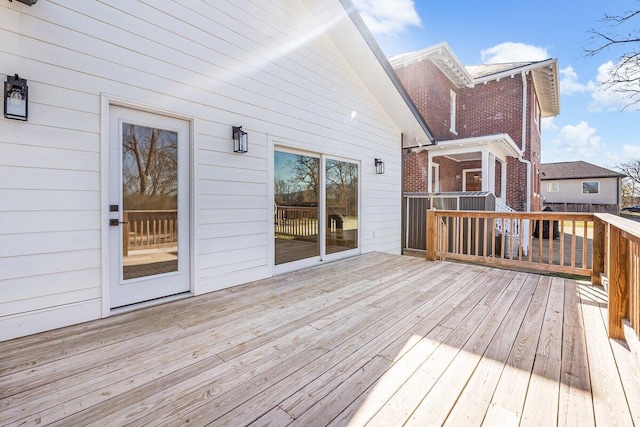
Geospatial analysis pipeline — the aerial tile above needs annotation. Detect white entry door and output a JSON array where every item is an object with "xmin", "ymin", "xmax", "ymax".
[{"xmin": 108, "ymin": 106, "xmax": 190, "ymax": 308}]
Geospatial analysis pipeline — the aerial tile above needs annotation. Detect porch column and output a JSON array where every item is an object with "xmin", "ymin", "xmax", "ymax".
[
  {"xmin": 501, "ymin": 159, "xmax": 507, "ymax": 202},
  {"xmin": 488, "ymin": 153, "xmax": 496, "ymax": 196},
  {"xmin": 481, "ymin": 150, "xmax": 490, "ymax": 192},
  {"xmin": 427, "ymin": 151, "xmax": 433, "ymax": 193}
]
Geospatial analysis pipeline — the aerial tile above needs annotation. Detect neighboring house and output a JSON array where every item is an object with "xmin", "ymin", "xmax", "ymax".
[
  {"xmin": 0, "ymin": 0, "xmax": 431, "ymax": 341},
  {"xmin": 541, "ymin": 161, "xmax": 624, "ymax": 214},
  {"xmin": 391, "ymin": 42, "xmax": 560, "ymax": 212}
]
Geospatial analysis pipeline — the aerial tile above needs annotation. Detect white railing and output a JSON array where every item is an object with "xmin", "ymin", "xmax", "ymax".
[{"xmin": 495, "ymin": 200, "xmax": 530, "ymax": 255}]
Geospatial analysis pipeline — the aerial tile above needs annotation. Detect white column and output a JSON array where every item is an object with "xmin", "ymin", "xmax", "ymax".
[
  {"xmin": 481, "ymin": 149, "xmax": 490, "ymax": 192},
  {"xmin": 488, "ymin": 153, "xmax": 496, "ymax": 195},
  {"xmin": 427, "ymin": 151, "xmax": 433, "ymax": 193},
  {"xmin": 501, "ymin": 159, "xmax": 507, "ymax": 201}
]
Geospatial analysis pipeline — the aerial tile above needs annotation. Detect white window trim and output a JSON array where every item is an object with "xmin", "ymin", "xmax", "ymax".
[
  {"xmin": 449, "ymin": 89, "xmax": 457, "ymax": 134},
  {"xmin": 546, "ymin": 182, "xmax": 559, "ymax": 193},
  {"xmin": 271, "ymin": 144, "xmax": 362, "ymax": 275},
  {"xmin": 582, "ymin": 180, "xmax": 600, "ymax": 195}
]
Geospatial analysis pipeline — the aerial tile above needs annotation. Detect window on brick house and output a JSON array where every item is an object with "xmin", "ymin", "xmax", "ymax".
[
  {"xmin": 534, "ymin": 98, "xmax": 541, "ymax": 133},
  {"xmin": 449, "ymin": 90, "xmax": 457, "ymax": 134}
]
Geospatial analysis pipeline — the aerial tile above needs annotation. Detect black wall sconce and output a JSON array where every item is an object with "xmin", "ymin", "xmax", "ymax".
[
  {"xmin": 4, "ymin": 74, "xmax": 28, "ymax": 121},
  {"xmin": 375, "ymin": 158, "xmax": 385, "ymax": 174},
  {"xmin": 232, "ymin": 126, "xmax": 248, "ymax": 153},
  {"xmin": 8, "ymin": 0, "xmax": 38, "ymax": 5}
]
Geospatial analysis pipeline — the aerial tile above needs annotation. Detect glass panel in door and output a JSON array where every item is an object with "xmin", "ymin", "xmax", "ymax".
[
  {"xmin": 465, "ymin": 170, "xmax": 482, "ymax": 192},
  {"xmin": 274, "ymin": 151, "xmax": 320, "ymax": 265},
  {"xmin": 122, "ymin": 123, "xmax": 179, "ymax": 280},
  {"xmin": 326, "ymin": 159, "xmax": 358, "ymax": 255}
]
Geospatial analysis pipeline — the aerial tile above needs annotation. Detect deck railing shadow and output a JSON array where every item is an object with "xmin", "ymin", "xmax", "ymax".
[{"xmin": 426, "ymin": 210, "xmax": 640, "ymax": 346}]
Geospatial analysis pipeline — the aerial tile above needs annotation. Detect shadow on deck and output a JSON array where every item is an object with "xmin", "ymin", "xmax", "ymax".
[{"xmin": 0, "ymin": 253, "xmax": 637, "ymax": 426}]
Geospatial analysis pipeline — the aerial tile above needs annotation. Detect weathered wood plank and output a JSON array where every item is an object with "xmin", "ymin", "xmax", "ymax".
[
  {"xmin": 579, "ymin": 283, "xmax": 634, "ymax": 426},
  {"xmin": 0, "ymin": 253, "xmax": 636, "ymax": 427},
  {"xmin": 520, "ymin": 276, "xmax": 565, "ymax": 426},
  {"xmin": 481, "ymin": 275, "xmax": 552, "ymax": 426},
  {"xmin": 442, "ymin": 273, "xmax": 540, "ymax": 426},
  {"xmin": 558, "ymin": 279, "xmax": 595, "ymax": 427}
]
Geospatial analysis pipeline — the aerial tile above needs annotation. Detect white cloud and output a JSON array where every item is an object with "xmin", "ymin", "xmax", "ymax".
[
  {"xmin": 541, "ymin": 117, "xmax": 557, "ymax": 132},
  {"xmin": 588, "ymin": 60, "xmax": 638, "ymax": 112},
  {"xmin": 352, "ymin": 0, "xmax": 422, "ymax": 35},
  {"xmin": 623, "ymin": 144, "xmax": 640, "ymax": 158},
  {"xmin": 559, "ymin": 66, "xmax": 587, "ymax": 95},
  {"xmin": 480, "ymin": 42, "xmax": 549, "ymax": 63},
  {"xmin": 552, "ymin": 121, "xmax": 605, "ymax": 159}
]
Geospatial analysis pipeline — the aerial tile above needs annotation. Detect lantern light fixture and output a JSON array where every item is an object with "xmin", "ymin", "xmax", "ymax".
[
  {"xmin": 375, "ymin": 158, "xmax": 385, "ymax": 174},
  {"xmin": 8, "ymin": 0, "xmax": 38, "ymax": 5},
  {"xmin": 4, "ymin": 74, "xmax": 28, "ymax": 121},
  {"xmin": 232, "ymin": 126, "xmax": 248, "ymax": 153}
]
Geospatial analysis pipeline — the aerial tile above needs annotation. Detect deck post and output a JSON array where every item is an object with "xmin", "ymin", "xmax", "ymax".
[
  {"xmin": 608, "ymin": 225, "xmax": 629, "ymax": 339},
  {"xmin": 426, "ymin": 209, "xmax": 437, "ymax": 261},
  {"xmin": 592, "ymin": 216, "xmax": 605, "ymax": 286}
]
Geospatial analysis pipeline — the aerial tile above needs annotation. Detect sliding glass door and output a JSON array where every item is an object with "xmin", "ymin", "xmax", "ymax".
[
  {"xmin": 326, "ymin": 159, "xmax": 358, "ymax": 255},
  {"xmin": 274, "ymin": 149, "xmax": 358, "ymax": 266}
]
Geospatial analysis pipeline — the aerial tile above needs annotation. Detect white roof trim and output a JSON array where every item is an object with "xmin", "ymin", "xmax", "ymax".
[
  {"xmin": 473, "ymin": 59, "xmax": 560, "ymax": 117},
  {"xmin": 425, "ymin": 134, "xmax": 522, "ymax": 159},
  {"xmin": 389, "ymin": 42, "xmax": 475, "ymax": 89}
]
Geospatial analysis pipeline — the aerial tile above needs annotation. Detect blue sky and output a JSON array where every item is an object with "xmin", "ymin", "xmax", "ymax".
[{"xmin": 352, "ymin": 0, "xmax": 640, "ymax": 170}]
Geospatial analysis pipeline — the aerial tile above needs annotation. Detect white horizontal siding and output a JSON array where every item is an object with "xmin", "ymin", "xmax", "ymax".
[
  {"xmin": 1, "ymin": 0, "xmax": 405, "ymax": 339},
  {"xmin": 543, "ymin": 178, "xmax": 619, "ymax": 204}
]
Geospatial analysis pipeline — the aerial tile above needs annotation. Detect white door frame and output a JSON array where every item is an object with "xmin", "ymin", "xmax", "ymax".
[
  {"xmin": 100, "ymin": 94, "xmax": 196, "ymax": 316},
  {"xmin": 462, "ymin": 168, "xmax": 482, "ymax": 191},
  {"xmin": 270, "ymin": 140, "xmax": 361, "ymax": 275}
]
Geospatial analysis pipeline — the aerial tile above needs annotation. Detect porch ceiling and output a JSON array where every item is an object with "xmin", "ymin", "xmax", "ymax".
[{"xmin": 426, "ymin": 133, "xmax": 521, "ymax": 161}]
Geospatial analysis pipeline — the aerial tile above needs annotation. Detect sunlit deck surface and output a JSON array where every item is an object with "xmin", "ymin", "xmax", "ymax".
[{"xmin": 1, "ymin": 253, "xmax": 639, "ymax": 426}]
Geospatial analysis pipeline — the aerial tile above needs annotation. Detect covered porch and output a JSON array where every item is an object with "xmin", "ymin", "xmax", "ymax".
[
  {"xmin": 1, "ymin": 252, "xmax": 638, "ymax": 426},
  {"xmin": 424, "ymin": 134, "xmax": 522, "ymax": 206}
]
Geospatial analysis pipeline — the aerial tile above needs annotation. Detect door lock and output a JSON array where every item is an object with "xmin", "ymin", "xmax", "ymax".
[{"xmin": 109, "ymin": 219, "xmax": 128, "ymax": 226}]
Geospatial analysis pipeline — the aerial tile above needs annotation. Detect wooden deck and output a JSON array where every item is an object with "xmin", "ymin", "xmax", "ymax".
[{"xmin": 1, "ymin": 253, "xmax": 638, "ymax": 426}]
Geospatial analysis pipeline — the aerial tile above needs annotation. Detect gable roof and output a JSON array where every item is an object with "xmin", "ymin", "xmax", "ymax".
[
  {"xmin": 466, "ymin": 62, "xmax": 535, "ymax": 79},
  {"xmin": 390, "ymin": 42, "xmax": 560, "ymax": 120},
  {"xmin": 388, "ymin": 42, "xmax": 475, "ymax": 89},
  {"xmin": 541, "ymin": 161, "xmax": 624, "ymax": 180},
  {"xmin": 301, "ymin": 0, "xmax": 435, "ymax": 145},
  {"xmin": 467, "ymin": 59, "xmax": 560, "ymax": 118}
]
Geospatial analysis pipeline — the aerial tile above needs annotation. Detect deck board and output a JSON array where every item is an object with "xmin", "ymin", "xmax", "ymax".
[{"xmin": 0, "ymin": 252, "xmax": 637, "ymax": 427}]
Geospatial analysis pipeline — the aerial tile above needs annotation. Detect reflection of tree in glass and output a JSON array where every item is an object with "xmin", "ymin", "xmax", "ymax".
[
  {"xmin": 326, "ymin": 160, "xmax": 358, "ymax": 217},
  {"xmin": 123, "ymin": 123, "xmax": 178, "ymax": 210},
  {"xmin": 275, "ymin": 154, "xmax": 319, "ymax": 207}
]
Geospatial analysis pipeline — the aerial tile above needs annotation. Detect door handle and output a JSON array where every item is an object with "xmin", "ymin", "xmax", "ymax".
[{"xmin": 109, "ymin": 219, "xmax": 129, "ymax": 226}]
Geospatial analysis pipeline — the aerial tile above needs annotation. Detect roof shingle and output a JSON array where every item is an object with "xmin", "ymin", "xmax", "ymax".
[{"xmin": 540, "ymin": 161, "xmax": 624, "ymax": 180}]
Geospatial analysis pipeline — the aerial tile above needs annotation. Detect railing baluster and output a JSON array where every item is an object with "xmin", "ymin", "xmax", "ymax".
[
  {"xmin": 559, "ymin": 220, "xmax": 565, "ymax": 267},
  {"xmin": 571, "ymin": 221, "xmax": 577, "ymax": 268}
]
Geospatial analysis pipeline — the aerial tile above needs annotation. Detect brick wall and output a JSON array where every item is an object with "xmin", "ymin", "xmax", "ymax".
[
  {"xmin": 403, "ymin": 150, "xmax": 429, "ymax": 193},
  {"xmin": 398, "ymin": 62, "xmax": 543, "ymax": 212},
  {"xmin": 394, "ymin": 60, "xmax": 459, "ymax": 141}
]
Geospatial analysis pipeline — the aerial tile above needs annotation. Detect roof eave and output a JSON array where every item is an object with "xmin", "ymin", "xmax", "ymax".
[
  {"xmin": 473, "ymin": 59, "xmax": 560, "ymax": 117},
  {"xmin": 335, "ymin": 0, "xmax": 436, "ymax": 145},
  {"xmin": 389, "ymin": 42, "xmax": 475, "ymax": 89}
]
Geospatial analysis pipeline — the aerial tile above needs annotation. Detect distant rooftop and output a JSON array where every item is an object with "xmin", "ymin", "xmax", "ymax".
[{"xmin": 540, "ymin": 161, "xmax": 624, "ymax": 180}]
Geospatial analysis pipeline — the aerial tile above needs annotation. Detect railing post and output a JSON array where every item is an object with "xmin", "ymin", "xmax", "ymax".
[
  {"xmin": 592, "ymin": 216, "xmax": 605, "ymax": 286},
  {"xmin": 426, "ymin": 209, "xmax": 437, "ymax": 261},
  {"xmin": 609, "ymin": 225, "xmax": 629, "ymax": 339}
]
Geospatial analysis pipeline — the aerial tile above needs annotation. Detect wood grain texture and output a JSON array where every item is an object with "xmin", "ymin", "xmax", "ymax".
[{"xmin": 0, "ymin": 253, "xmax": 635, "ymax": 427}]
